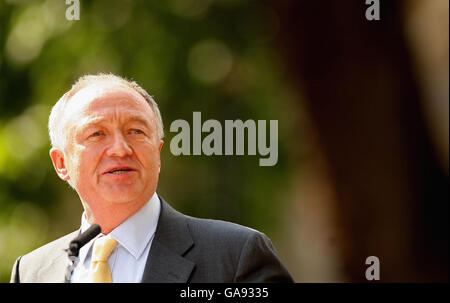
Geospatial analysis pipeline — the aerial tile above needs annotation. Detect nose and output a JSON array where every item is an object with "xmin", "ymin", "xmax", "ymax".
[{"xmin": 106, "ymin": 132, "xmax": 133, "ymax": 157}]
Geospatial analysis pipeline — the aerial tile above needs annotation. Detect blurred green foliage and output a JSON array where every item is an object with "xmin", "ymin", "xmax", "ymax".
[{"xmin": 0, "ymin": 0, "xmax": 299, "ymax": 282}]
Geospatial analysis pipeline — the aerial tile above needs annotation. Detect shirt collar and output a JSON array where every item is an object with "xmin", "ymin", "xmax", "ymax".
[{"xmin": 78, "ymin": 192, "xmax": 161, "ymax": 264}]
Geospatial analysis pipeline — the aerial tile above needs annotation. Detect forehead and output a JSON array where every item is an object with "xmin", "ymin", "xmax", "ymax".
[{"xmin": 63, "ymin": 83, "xmax": 154, "ymax": 125}]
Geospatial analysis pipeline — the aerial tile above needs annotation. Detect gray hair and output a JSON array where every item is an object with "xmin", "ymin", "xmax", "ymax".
[{"xmin": 48, "ymin": 73, "xmax": 164, "ymax": 150}]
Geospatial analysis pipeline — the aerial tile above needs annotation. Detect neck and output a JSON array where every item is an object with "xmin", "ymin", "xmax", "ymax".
[{"xmin": 82, "ymin": 198, "xmax": 149, "ymax": 234}]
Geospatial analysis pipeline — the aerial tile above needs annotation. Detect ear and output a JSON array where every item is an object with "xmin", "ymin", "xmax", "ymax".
[{"xmin": 49, "ymin": 148, "xmax": 70, "ymax": 181}]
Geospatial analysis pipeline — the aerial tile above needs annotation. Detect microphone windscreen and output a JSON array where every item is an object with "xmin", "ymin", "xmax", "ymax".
[{"xmin": 71, "ymin": 224, "xmax": 102, "ymax": 249}]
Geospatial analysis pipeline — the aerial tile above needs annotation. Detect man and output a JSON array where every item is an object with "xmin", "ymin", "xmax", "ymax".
[{"xmin": 10, "ymin": 73, "xmax": 293, "ymax": 283}]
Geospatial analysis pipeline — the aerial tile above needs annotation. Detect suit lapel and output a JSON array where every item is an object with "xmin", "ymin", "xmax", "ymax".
[{"xmin": 141, "ymin": 197, "xmax": 195, "ymax": 282}]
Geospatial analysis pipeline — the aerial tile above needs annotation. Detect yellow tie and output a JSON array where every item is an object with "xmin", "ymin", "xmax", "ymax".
[{"xmin": 90, "ymin": 235, "xmax": 118, "ymax": 283}]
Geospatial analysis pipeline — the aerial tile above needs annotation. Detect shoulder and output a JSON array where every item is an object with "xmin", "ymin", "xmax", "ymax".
[
  {"xmin": 184, "ymin": 214, "xmax": 265, "ymax": 244},
  {"xmin": 13, "ymin": 230, "xmax": 78, "ymax": 282},
  {"xmin": 158, "ymin": 196, "xmax": 271, "ymax": 250},
  {"xmin": 158, "ymin": 196, "xmax": 265, "ymax": 245},
  {"xmin": 20, "ymin": 230, "xmax": 79, "ymax": 263}
]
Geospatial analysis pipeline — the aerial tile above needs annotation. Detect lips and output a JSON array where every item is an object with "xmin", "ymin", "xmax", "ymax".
[{"xmin": 103, "ymin": 166, "xmax": 136, "ymax": 175}]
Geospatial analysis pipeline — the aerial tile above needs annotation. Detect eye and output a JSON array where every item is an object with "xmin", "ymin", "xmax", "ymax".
[
  {"xmin": 88, "ymin": 130, "xmax": 104, "ymax": 139},
  {"xmin": 131, "ymin": 129, "xmax": 144, "ymax": 135}
]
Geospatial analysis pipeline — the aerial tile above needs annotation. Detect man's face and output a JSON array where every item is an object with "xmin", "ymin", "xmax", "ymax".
[{"xmin": 52, "ymin": 83, "xmax": 163, "ymax": 208}]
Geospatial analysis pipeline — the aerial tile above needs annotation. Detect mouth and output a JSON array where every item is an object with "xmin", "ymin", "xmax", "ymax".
[{"xmin": 103, "ymin": 166, "xmax": 136, "ymax": 175}]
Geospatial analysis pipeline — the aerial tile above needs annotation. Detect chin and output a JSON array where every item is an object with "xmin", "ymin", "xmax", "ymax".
[
  {"xmin": 99, "ymin": 182, "xmax": 145, "ymax": 200},
  {"xmin": 104, "ymin": 195, "xmax": 140, "ymax": 204}
]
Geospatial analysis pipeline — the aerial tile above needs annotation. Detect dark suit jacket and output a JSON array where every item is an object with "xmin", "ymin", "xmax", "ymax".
[{"xmin": 10, "ymin": 196, "xmax": 293, "ymax": 283}]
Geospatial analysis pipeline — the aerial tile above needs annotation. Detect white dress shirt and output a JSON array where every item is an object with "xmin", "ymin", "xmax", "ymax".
[{"xmin": 71, "ymin": 192, "xmax": 161, "ymax": 283}]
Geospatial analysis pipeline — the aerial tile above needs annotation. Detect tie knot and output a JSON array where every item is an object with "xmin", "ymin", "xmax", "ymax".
[{"xmin": 92, "ymin": 235, "xmax": 118, "ymax": 262}]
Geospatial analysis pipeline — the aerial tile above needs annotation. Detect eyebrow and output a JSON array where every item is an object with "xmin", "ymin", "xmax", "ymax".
[
  {"xmin": 126, "ymin": 115, "xmax": 152, "ymax": 129},
  {"xmin": 75, "ymin": 114, "xmax": 153, "ymax": 133},
  {"xmin": 74, "ymin": 116, "xmax": 105, "ymax": 133}
]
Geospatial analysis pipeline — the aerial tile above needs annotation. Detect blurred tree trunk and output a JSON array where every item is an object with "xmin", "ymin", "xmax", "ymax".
[{"xmin": 275, "ymin": 0, "xmax": 448, "ymax": 282}]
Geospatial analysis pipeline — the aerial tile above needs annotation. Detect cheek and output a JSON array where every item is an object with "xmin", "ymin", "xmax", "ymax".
[
  {"xmin": 136, "ymin": 142, "xmax": 161, "ymax": 168},
  {"xmin": 67, "ymin": 145, "xmax": 100, "ymax": 177}
]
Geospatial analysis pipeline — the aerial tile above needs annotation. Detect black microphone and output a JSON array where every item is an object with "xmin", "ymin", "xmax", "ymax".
[{"xmin": 67, "ymin": 224, "xmax": 101, "ymax": 257}]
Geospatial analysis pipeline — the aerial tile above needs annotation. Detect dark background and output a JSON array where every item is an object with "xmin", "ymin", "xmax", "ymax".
[{"xmin": 0, "ymin": 0, "xmax": 448, "ymax": 282}]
